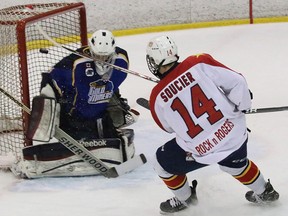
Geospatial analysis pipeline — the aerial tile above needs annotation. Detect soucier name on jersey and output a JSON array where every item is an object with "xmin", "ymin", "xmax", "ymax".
[{"xmin": 160, "ymin": 71, "xmax": 195, "ymax": 102}]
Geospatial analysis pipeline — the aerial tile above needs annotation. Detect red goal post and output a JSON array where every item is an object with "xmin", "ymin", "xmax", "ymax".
[{"xmin": 0, "ymin": 3, "xmax": 87, "ymax": 158}]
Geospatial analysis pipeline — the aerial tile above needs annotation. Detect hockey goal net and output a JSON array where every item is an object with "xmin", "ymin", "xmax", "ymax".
[{"xmin": 0, "ymin": 3, "xmax": 88, "ymax": 160}]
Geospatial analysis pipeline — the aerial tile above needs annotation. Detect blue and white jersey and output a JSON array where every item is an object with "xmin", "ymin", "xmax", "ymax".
[{"xmin": 43, "ymin": 46, "xmax": 128, "ymax": 120}]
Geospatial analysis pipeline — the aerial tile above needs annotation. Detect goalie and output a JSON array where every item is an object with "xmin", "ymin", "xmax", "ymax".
[{"xmin": 12, "ymin": 30, "xmax": 139, "ymax": 178}]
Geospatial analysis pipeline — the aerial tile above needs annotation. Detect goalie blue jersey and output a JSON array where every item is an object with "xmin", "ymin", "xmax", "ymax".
[{"xmin": 42, "ymin": 46, "xmax": 129, "ymax": 120}]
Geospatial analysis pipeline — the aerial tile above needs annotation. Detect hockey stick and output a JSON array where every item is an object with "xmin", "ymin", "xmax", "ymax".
[
  {"xmin": 136, "ymin": 97, "xmax": 288, "ymax": 114},
  {"xmin": 243, "ymin": 106, "xmax": 288, "ymax": 114},
  {"xmin": 136, "ymin": 98, "xmax": 150, "ymax": 110},
  {"xmin": 0, "ymin": 86, "xmax": 146, "ymax": 178},
  {"xmin": 36, "ymin": 24, "xmax": 160, "ymax": 83}
]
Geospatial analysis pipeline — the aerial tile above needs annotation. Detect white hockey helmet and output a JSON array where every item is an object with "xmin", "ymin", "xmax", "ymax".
[
  {"xmin": 89, "ymin": 30, "xmax": 116, "ymax": 75},
  {"xmin": 146, "ymin": 36, "xmax": 179, "ymax": 78}
]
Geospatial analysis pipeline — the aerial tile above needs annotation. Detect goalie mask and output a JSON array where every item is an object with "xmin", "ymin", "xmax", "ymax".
[
  {"xmin": 146, "ymin": 36, "xmax": 179, "ymax": 79},
  {"xmin": 89, "ymin": 30, "xmax": 116, "ymax": 75}
]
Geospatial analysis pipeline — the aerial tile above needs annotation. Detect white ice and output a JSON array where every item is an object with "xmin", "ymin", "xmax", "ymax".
[{"xmin": 1, "ymin": 22, "xmax": 288, "ymax": 216}]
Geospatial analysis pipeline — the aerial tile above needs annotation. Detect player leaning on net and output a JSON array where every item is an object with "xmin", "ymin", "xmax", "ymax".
[
  {"xmin": 12, "ymin": 30, "xmax": 139, "ymax": 178},
  {"xmin": 145, "ymin": 36, "xmax": 279, "ymax": 214}
]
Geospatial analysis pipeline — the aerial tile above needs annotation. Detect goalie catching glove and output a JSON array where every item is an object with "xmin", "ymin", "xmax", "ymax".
[
  {"xmin": 107, "ymin": 91, "xmax": 139, "ymax": 128},
  {"xmin": 26, "ymin": 96, "xmax": 60, "ymax": 142}
]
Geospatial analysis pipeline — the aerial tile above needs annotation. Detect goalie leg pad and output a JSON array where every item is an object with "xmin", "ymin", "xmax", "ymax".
[
  {"xmin": 26, "ymin": 96, "xmax": 60, "ymax": 142},
  {"xmin": 12, "ymin": 137, "xmax": 135, "ymax": 178}
]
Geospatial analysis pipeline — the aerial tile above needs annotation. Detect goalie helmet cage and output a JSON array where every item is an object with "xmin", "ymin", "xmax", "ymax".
[{"xmin": 0, "ymin": 3, "xmax": 88, "ymax": 157}]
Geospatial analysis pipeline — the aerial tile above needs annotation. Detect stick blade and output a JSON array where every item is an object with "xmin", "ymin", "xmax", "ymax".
[
  {"xmin": 136, "ymin": 98, "xmax": 150, "ymax": 110},
  {"xmin": 107, "ymin": 153, "xmax": 147, "ymax": 178}
]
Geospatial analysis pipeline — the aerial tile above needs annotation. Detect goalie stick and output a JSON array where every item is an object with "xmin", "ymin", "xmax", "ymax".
[
  {"xmin": 136, "ymin": 97, "xmax": 288, "ymax": 114},
  {"xmin": 0, "ymin": 86, "xmax": 147, "ymax": 178}
]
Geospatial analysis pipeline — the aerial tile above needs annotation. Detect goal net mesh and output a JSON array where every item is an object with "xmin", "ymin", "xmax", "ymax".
[{"xmin": 0, "ymin": 3, "xmax": 87, "ymax": 157}]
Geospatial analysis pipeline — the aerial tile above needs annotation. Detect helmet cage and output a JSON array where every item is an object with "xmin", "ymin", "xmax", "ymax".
[
  {"xmin": 91, "ymin": 52, "xmax": 115, "ymax": 76},
  {"xmin": 146, "ymin": 55, "xmax": 164, "ymax": 78}
]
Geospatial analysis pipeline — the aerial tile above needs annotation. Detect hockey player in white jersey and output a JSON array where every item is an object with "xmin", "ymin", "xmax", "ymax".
[{"xmin": 145, "ymin": 35, "xmax": 279, "ymax": 214}]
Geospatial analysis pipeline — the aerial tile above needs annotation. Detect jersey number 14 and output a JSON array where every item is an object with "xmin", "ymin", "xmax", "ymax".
[{"xmin": 171, "ymin": 84, "xmax": 224, "ymax": 138}]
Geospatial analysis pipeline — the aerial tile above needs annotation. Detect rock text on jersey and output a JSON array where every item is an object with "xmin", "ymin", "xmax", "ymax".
[
  {"xmin": 195, "ymin": 119, "xmax": 235, "ymax": 155},
  {"xmin": 160, "ymin": 71, "xmax": 195, "ymax": 102}
]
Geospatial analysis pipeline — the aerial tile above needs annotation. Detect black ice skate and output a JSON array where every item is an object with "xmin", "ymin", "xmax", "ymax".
[
  {"xmin": 160, "ymin": 180, "xmax": 198, "ymax": 214},
  {"xmin": 245, "ymin": 179, "xmax": 279, "ymax": 203}
]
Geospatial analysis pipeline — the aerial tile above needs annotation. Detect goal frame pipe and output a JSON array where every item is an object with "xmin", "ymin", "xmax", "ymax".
[
  {"xmin": 249, "ymin": 0, "xmax": 253, "ymax": 24},
  {"xmin": 14, "ymin": 2, "xmax": 87, "ymax": 146}
]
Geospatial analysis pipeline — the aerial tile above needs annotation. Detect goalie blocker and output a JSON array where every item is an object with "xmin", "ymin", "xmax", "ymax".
[{"xmin": 12, "ymin": 128, "xmax": 136, "ymax": 178}]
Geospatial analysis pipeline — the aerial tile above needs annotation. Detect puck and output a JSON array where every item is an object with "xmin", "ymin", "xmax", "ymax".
[{"xmin": 39, "ymin": 48, "xmax": 49, "ymax": 54}]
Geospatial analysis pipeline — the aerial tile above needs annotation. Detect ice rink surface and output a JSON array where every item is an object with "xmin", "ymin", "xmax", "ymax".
[{"xmin": 1, "ymin": 22, "xmax": 288, "ymax": 216}]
